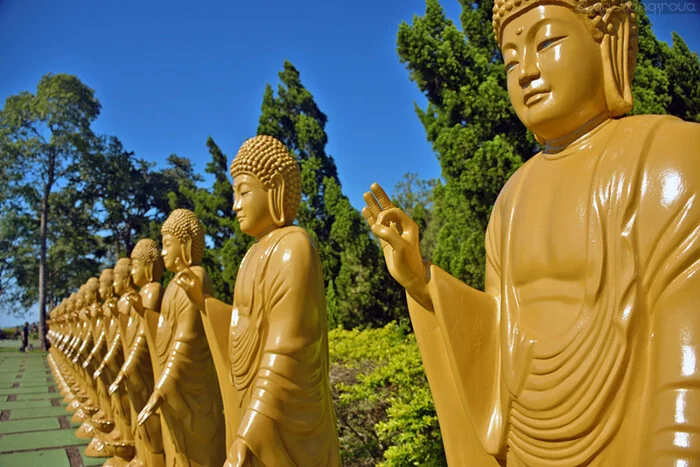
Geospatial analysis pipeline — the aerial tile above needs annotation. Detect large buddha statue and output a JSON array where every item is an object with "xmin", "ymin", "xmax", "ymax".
[
  {"xmin": 136, "ymin": 209, "xmax": 226, "ymax": 467},
  {"xmin": 364, "ymin": 1, "xmax": 700, "ymax": 465},
  {"xmin": 175, "ymin": 135, "xmax": 341, "ymax": 467}
]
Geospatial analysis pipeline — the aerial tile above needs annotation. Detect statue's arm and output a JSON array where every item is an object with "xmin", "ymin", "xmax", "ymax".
[
  {"xmin": 72, "ymin": 330, "xmax": 93, "ymax": 364},
  {"xmin": 83, "ymin": 327, "xmax": 106, "ymax": 368},
  {"xmin": 153, "ymin": 294, "xmax": 198, "ymax": 401},
  {"xmin": 116, "ymin": 329, "xmax": 148, "ymax": 389},
  {"xmin": 642, "ymin": 120, "xmax": 700, "ymax": 463},
  {"xmin": 95, "ymin": 330, "xmax": 121, "ymax": 378},
  {"xmin": 406, "ymin": 197, "xmax": 506, "ymax": 461}
]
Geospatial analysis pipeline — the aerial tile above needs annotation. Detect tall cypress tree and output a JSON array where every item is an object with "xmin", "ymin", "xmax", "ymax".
[
  {"xmin": 258, "ymin": 61, "xmax": 406, "ymax": 328},
  {"xmin": 397, "ymin": 0, "xmax": 529, "ymax": 289}
]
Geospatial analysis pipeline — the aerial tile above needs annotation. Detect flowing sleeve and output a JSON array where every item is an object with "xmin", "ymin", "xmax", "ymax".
[
  {"xmin": 638, "ymin": 119, "xmax": 700, "ymax": 463},
  {"xmin": 405, "ymin": 195, "xmax": 506, "ymax": 465}
]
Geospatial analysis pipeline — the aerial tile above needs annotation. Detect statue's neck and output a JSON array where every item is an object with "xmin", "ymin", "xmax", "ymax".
[{"xmin": 544, "ymin": 113, "xmax": 612, "ymax": 155}]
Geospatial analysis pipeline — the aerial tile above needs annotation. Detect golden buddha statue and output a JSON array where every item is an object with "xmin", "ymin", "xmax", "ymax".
[
  {"xmin": 109, "ymin": 243, "xmax": 166, "ymax": 467},
  {"xmin": 136, "ymin": 209, "xmax": 226, "ymax": 467},
  {"xmin": 364, "ymin": 1, "xmax": 700, "ymax": 465},
  {"xmin": 175, "ymin": 135, "xmax": 341, "ymax": 466}
]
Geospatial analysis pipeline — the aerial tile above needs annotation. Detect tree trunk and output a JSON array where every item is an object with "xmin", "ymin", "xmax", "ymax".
[{"xmin": 37, "ymin": 158, "xmax": 55, "ymax": 351}]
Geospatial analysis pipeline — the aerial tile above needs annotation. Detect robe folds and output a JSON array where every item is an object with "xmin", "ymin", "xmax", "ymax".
[
  {"xmin": 408, "ymin": 115, "xmax": 700, "ymax": 466},
  {"xmin": 156, "ymin": 276, "xmax": 226, "ymax": 467},
  {"xmin": 230, "ymin": 226, "xmax": 341, "ymax": 466}
]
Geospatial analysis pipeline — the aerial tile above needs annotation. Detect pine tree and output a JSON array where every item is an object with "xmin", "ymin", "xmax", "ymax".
[
  {"xmin": 257, "ymin": 61, "xmax": 406, "ymax": 328},
  {"xmin": 190, "ymin": 137, "xmax": 251, "ymax": 301},
  {"xmin": 397, "ymin": 0, "xmax": 529, "ymax": 289}
]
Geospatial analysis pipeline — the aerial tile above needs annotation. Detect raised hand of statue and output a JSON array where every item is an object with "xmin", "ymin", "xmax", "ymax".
[
  {"xmin": 123, "ymin": 292, "xmax": 144, "ymax": 316},
  {"xmin": 137, "ymin": 388, "xmax": 163, "ymax": 426},
  {"xmin": 224, "ymin": 438, "xmax": 252, "ymax": 467},
  {"xmin": 173, "ymin": 257, "xmax": 205, "ymax": 311},
  {"xmin": 362, "ymin": 183, "xmax": 432, "ymax": 310},
  {"xmin": 108, "ymin": 371, "xmax": 124, "ymax": 395}
]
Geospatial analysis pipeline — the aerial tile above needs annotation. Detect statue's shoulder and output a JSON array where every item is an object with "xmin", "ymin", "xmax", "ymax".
[
  {"xmin": 620, "ymin": 114, "xmax": 700, "ymax": 180},
  {"xmin": 265, "ymin": 226, "xmax": 318, "ymax": 264},
  {"xmin": 141, "ymin": 282, "xmax": 163, "ymax": 311}
]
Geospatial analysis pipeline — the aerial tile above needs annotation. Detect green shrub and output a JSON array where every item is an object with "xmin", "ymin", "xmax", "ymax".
[{"xmin": 329, "ymin": 323, "xmax": 446, "ymax": 466}]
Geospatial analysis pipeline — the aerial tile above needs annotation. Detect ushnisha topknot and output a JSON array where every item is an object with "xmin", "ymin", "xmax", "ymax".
[
  {"xmin": 99, "ymin": 269, "xmax": 114, "ymax": 285},
  {"xmin": 492, "ymin": 0, "xmax": 638, "ymax": 77},
  {"xmin": 131, "ymin": 238, "xmax": 165, "ymax": 281},
  {"xmin": 230, "ymin": 135, "xmax": 302, "ymax": 224},
  {"xmin": 161, "ymin": 209, "xmax": 205, "ymax": 265}
]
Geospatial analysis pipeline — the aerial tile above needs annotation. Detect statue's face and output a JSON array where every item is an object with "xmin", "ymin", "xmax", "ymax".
[
  {"xmin": 131, "ymin": 259, "xmax": 148, "ymax": 287},
  {"xmin": 161, "ymin": 233, "xmax": 184, "ymax": 272},
  {"xmin": 233, "ymin": 174, "xmax": 276, "ymax": 239},
  {"xmin": 113, "ymin": 272, "xmax": 128, "ymax": 295},
  {"xmin": 100, "ymin": 279, "xmax": 114, "ymax": 299},
  {"xmin": 501, "ymin": 5, "xmax": 608, "ymax": 142}
]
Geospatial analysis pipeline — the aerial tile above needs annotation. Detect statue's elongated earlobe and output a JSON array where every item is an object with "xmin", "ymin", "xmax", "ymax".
[
  {"xmin": 269, "ymin": 172, "xmax": 286, "ymax": 227},
  {"xmin": 182, "ymin": 237, "xmax": 193, "ymax": 267},
  {"xmin": 601, "ymin": 7, "xmax": 633, "ymax": 117}
]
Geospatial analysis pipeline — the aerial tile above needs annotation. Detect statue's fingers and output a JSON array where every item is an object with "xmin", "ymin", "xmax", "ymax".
[
  {"xmin": 361, "ymin": 206, "xmax": 376, "ymax": 225},
  {"xmin": 370, "ymin": 183, "xmax": 395, "ymax": 210},
  {"xmin": 371, "ymin": 223, "xmax": 403, "ymax": 251},
  {"xmin": 363, "ymin": 191, "xmax": 382, "ymax": 218}
]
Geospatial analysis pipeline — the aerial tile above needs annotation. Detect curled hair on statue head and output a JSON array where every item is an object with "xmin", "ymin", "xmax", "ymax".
[
  {"xmin": 230, "ymin": 135, "xmax": 302, "ymax": 226},
  {"xmin": 161, "ymin": 209, "xmax": 205, "ymax": 266},
  {"xmin": 131, "ymin": 238, "xmax": 165, "ymax": 282}
]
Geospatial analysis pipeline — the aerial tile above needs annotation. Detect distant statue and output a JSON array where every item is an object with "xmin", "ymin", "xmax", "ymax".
[
  {"xmin": 176, "ymin": 135, "xmax": 341, "ymax": 467},
  {"xmin": 110, "ymin": 240, "xmax": 166, "ymax": 467},
  {"xmin": 136, "ymin": 209, "xmax": 226, "ymax": 467},
  {"xmin": 364, "ymin": 0, "xmax": 700, "ymax": 465}
]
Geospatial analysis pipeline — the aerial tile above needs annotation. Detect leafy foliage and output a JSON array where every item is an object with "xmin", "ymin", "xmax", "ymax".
[{"xmin": 329, "ymin": 323, "xmax": 446, "ymax": 466}]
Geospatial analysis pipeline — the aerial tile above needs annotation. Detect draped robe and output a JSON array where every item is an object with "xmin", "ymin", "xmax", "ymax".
[
  {"xmin": 408, "ymin": 115, "xmax": 700, "ymax": 466},
  {"xmin": 229, "ymin": 226, "xmax": 340, "ymax": 466},
  {"xmin": 155, "ymin": 272, "xmax": 226, "ymax": 466}
]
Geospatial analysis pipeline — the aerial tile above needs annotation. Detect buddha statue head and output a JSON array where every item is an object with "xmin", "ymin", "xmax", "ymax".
[
  {"xmin": 84, "ymin": 278, "xmax": 100, "ymax": 317},
  {"xmin": 130, "ymin": 239, "xmax": 165, "ymax": 288},
  {"xmin": 229, "ymin": 135, "xmax": 302, "ymax": 239},
  {"xmin": 161, "ymin": 209, "xmax": 205, "ymax": 272},
  {"xmin": 99, "ymin": 269, "xmax": 115, "ymax": 301},
  {"xmin": 493, "ymin": 0, "xmax": 638, "ymax": 145},
  {"xmin": 114, "ymin": 258, "xmax": 134, "ymax": 295}
]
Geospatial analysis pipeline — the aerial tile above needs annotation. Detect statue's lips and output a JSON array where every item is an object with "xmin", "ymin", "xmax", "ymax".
[{"xmin": 524, "ymin": 90, "xmax": 549, "ymax": 106}]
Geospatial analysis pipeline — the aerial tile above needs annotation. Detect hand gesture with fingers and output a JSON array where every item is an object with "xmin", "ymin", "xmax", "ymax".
[
  {"xmin": 124, "ymin": 293, "xmax": 144, "ymax": 316},
  {"xmin": 362, "ymin": 183, "xmax": 432, "ymax": 309},
  {"xmin": 173, "ymin": 257, "xmax": 204, "ymax": 310},
  {"xmin": 137, "ymin": 389, "xmax": 163, "ymax": 426}
]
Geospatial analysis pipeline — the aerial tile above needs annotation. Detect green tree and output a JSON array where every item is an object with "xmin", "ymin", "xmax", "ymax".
[
  {"xmin": 190, "ymin": 137, "xmax": 251, "ymax": 301},
  {"xmin": 81, "ymin": 136, "xmax": 158, "ymax": 258},
  {"xmin": 0, "ymin": 73, "xmax": 101, "ymax": 347},
  {"xmin": 391, "ymin": 173, "xmax": 441, "ymax": 261},
  {"xmin": 257, "ymin": 61, "xmax": 406, "ymax": 328},
  {"xmin": 665, "ymin": 32, "xmax": 700, "ymax": 122},
  {"xmin": 397, "ymin": 0, "xmax": 528, "ymax": 290}
]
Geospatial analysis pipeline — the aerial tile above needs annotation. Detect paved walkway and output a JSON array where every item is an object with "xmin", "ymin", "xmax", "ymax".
[{"xmin": 0, "ymin": 343, "xmax": 103, "ymax": 467}]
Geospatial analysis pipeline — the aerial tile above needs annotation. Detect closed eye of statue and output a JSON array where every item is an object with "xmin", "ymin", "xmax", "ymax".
[{"xmin": 537, "ymin": 36, "xmax": 566, "ymax": 52}]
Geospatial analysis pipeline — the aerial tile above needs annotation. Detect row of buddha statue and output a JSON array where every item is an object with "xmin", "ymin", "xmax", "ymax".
[
  {"xmin": 45, "ymin": 0, "xmax": 699, "ymax": 464},
  {"xmin": 47, "ymin": 135, "xmax": 341, "ymax": 467}
]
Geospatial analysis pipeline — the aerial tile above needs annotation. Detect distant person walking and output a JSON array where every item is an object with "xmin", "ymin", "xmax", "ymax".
[{"xmin": 20, "ymin": 322, "xmax": 29, "ymax": 352}]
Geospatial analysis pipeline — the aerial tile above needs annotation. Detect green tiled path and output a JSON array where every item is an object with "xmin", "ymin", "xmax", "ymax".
[{"xmin": 0, "ymin": 347, "xmax": 103, "ymax": 466}]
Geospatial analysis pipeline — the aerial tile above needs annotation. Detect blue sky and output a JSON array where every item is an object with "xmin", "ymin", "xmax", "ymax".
[{"xmin": 0, "ymin": 0, "xmax": 698, "ymax": 326}]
